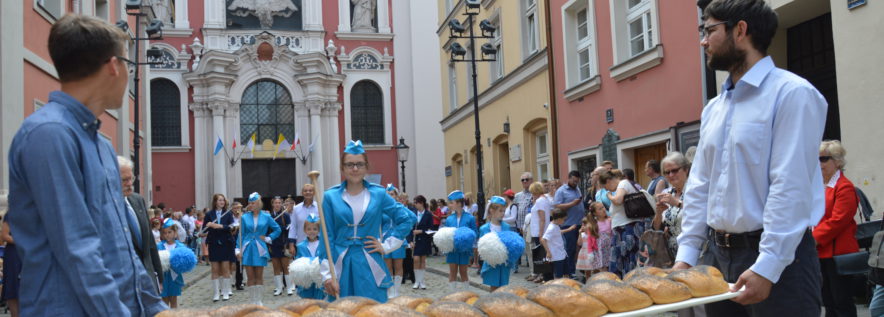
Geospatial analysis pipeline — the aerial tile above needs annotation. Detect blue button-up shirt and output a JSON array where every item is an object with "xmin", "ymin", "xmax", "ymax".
[
  {"xmin": 554, "ymin": 184, "xmax": 585, "ymax": 226},
  {"xmin": 7, "ymin": 91, "xmax": 167, "ymax": 316},
  {"xmin": 675, "ymin": 57, "xmax": 827, "ymax": 283}
]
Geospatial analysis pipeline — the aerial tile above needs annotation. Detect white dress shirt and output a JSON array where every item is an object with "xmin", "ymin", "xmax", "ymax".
[
  {"xmin": 289, "ymin": 201, "xmax": 319, "ymax": 242},
  {"xmin": 676, "ymin": 57, "xmax": 827, "ymax": 283}
]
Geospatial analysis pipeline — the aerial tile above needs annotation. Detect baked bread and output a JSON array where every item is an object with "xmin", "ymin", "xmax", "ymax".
[
  {"xmin": 210, "ymin": 304, "xmax": 271, "ymax": 317},
  {"xmin": 623, "ymin": 267, "xmax": 667, "ymax": 281},
  {"xmin": 326, "ymin": 296, "xmax": 379, "ymax": 315},
  {"xmin": 155, "ymin": 309, "xmax": 211, "ymax": 317},
  {"xmin": 439, "ymin": 291, "xmax": 480, "ymax": 305},
  {"xmin": 472, "ymin": 292, "xmax": 554, "ymax": 317},
  {"xmin": 302, "ymin": 309, "xmax": 353, "ymax": 317},
  {"xmin": 423, "ymin": 301, "xmax": 487, "ymax": 317},
  {"xmin": 588, "ymin": 271, "xmax": 621, "ymax": 282},
  {"xmin": 544, "ymin": 278, "xmax": 583, "ymax": 290},
  {"xmin": 242, "ymin": 311, "xmax": 300, "ymax": 317},
  {"xmin": 353, "ymin": 304, "xmax": 423, "ymax": 317},
  {"xmin": 493, "ymin": 285, "xmax": 530, "ymax": 297},
  {"xmin": 526, "ymin": 285, "xmax": 607, "ymax": 317},
  {"xmin": 386, "ymin": 295, "xmax": 433, "ymax": 313},
  {"xmin": 626, "ymin": 274, "xmax": 692, "ymax": 304},
  {"xmin": 666, "ymin": 266, "xmax": 729, "ymax": 297},
  {"xmin": 278, "ymin": 299, "xmax": 329, "ymax": 316},
  {"xmin": 582, "ymin": 280, "xmax": 653, "ymax": 313}
]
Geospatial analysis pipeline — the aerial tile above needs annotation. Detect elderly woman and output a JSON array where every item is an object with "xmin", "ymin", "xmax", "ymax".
[
  {"xmin": 813, "ymin": 140, "xmax": 858, "ymax": 317},
  {"xmin": 652, "ymin": 152, "xmax": 691, "ymax": 259}
]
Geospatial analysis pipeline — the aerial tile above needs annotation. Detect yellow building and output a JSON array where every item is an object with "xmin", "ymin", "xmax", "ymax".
[{"xmin": 437, "ymin": 0, "xmax": 554, "ymax": 197}]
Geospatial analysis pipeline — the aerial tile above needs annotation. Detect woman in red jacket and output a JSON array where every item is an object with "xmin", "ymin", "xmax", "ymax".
[{"xmin": 813, "ymin": 140, "xmax": 858, "ymax": 317}]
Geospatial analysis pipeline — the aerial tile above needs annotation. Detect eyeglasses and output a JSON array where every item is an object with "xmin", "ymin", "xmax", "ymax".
[
  {"xmin": 819, "ymin": 156, "xmax": 833, "ymax": 163},
  {"xmin": 663, "ymin": 167, "xmax": 682, "ymax": 175},
  {"xmin": 520, "ymin": 178, "xmax": 532, "ymax": 182},
  {"xmin": 698, "ymin": 20, "xmax": 730, "ymax": 38},
  {"xmin": 343, "ymin": 162, "xmax": 367, "ymax": 170},
  {"xmin": 110, "ymin": 55, "xmax": 136, "ymax": 74}
]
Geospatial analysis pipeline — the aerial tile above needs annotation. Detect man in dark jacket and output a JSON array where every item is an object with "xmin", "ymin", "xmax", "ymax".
[{"xmin": 118, "ymin": 156, "xmax": 163, "ymax": 292}]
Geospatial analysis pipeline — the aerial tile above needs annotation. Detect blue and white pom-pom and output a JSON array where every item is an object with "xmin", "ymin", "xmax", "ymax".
[
  {"xmin": 169, "ymin": 247, "xmax": 197, "ymax": 273},
  {"xmin": 498, "ymin": 231, "xmax": 526, "ymax": 267},
  {"xmin": 289, "ymin": 257, "xmax": 322, "ymax": 287},
  {"xmin": 453, "ymin": 227, "xmax": 477, "ymax": 253},
  {"xmin": 158, "ymin": 250, "xmax": 171, "ymax": 272},
  {"xmin": 478, "ymin": 232, "xmax": 508, "ymax": 266},
  {"xmin": 433, "ymin": 227, "xmax": 457, "ymax": 254}
]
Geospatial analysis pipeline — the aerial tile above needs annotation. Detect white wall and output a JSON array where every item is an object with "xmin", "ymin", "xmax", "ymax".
[
  {"xmin": 0, "ymin": 0, "xmax": 24, "ymax": 213},
  {"xmin": 392, "ymin": 0, "xmax": 447, "ymax": 198}
]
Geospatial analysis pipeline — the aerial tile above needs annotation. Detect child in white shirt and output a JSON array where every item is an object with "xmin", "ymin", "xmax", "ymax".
[{"xmin": 541, "ymin": 208, "xmax": 577, "ymax": 279}]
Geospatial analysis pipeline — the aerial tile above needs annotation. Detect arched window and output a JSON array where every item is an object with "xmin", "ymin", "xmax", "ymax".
[
  {"xmin": 150, "ymin": 79, "xmax": 181, "ymax": 146},
  {"xmin": 240, "ymin": 80, "xmax": 294, "ymax": 144},
  {"xmin": 350, "ymin": 80, "xmax": 384, "ymax": 144}
]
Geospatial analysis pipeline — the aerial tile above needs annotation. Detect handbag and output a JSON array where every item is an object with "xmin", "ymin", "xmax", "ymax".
[
  {"xmin": 640, "ymin": 229, "xmax": 673, "ymax": 268},
  {"xmin": 623, "ymin": 181, "xmax": 656, "ymax": 219},
  {"xmin": 855, "ymin": 188, "xmax": 880, "ymax": 249}
]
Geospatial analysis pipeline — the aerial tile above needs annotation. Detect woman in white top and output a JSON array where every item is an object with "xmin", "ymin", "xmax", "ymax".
[
  {"xmin": 527, "ymin": 182, "xmax": 552, "ymax": 282},
  {"xmin": 604, "ymin": 169, "xmax": 653, "ymax": 277}
]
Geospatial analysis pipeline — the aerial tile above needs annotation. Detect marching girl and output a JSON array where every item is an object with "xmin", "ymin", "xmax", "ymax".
[
  {"xmin": 411, "ymin": 195, "xmax": 434, "ymax": 290},
  {"xmin": 158, "ymin": 219, "xmax": 187, "ymax": 308},
  {"xmin": 268, "ymin": 196, "xmax": 293, "ymax": 296},
  {"xmin": 442, "ymin": 190, "xmax": 478, "ymax": 291},
  {"xmin": 295, "ymin": 215, "xmax": 326, "ymax": 299},
  {"xmin": 203, "ymin": 194, "xmax": 236, "ymax": 302},
  {"xmin": 320, "ymin": 140, "xmax": 416, "ymax": 303},
  {"xmin": 236, "ymin": 193, "xmax": 282, "ymax": 306},
  {"xmin": 383, "ymin": 184, "xmax": 409, "ymax": 299},
  {"xmin": 479, "ymin": 196, "xmax": 512, "ymax": 291}
]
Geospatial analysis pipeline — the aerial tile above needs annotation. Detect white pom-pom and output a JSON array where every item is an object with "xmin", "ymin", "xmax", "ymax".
[
  {"xmin": 289, "ymin": 257, "xmax": 322, "ymax": 287},
  {"xmin": 433, "ymin": 227, "xmax": 457, "ymax": 254},
  {"xmin": 478, "ymin": 232, "xmax": 508, "ymax": 266},
  {"xmin": 158, "ymin": 250, "xmax": 170, "ymax": 272}
]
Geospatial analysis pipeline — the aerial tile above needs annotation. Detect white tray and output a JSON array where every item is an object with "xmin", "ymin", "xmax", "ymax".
[{"xmin": 603, "ymin": 284, "xmax": 744, "ymax": 317}]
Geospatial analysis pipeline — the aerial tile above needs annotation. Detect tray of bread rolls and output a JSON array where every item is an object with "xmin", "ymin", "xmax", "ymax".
[{"xmin": 155, "ymin": 265, "xmax": 740, "ymax": 317}]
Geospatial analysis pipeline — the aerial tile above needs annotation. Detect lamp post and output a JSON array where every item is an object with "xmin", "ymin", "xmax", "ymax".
[
  {"xmin": 447, "ymin": 0, "xmax": 497, "ymax": 222},
  {"xmin": 395, "ymin": 137, "xmax": 410, "ymax": 193},
  {"xmin": 118, "ymin": 0, "xmax": 164, "ymax": 193}
]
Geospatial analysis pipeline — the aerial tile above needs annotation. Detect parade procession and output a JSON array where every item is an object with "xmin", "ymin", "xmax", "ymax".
[{"xmin": 1, "ymin": 0, "xmax": 884, "ymax": 316}]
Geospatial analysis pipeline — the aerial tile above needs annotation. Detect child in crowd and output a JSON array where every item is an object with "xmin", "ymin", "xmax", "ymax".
[
  {"xmin": 479, "ymin": 196, "xmax": 512, "ymax": 291},
  {"xmin": 295, "ymin": 215, "xmax": 326, "ymax": 300},
  {"xmin": 576, "ymin": 202, "xmax": 612, "ymax": 279},
  {"xmin": 443, "ymin": 190, "xmax": 478, "ymax": 290},
  {"xmin": 541, "ymin": 208, "xmax": 577, "ymax": 279},
  {"xmin": 158, "ymin": 219, "xmax": 188, "ymax": 308}
]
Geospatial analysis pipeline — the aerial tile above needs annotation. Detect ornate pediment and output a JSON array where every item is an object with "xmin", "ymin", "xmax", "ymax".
[{"xmin": 227, "ymin": 0, "xmax": 302, "ymax": 30}]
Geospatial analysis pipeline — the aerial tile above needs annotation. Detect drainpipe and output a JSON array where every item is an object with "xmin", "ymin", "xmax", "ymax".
[{"xmin": 542, "ymin": 0, "xmax": 560, "ymax": 178}]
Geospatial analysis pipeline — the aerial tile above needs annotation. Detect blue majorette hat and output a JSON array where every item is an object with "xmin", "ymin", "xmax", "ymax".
[
  {"xmin": 344, "ymin": 140, "xmax": 364, "ymax": 155},
  {"xmin": 448, "ymin": 190, "xmax": 464, "ymax": 201}
]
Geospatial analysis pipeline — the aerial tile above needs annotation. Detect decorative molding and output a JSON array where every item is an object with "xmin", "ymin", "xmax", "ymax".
[
  {"xmin": 334, "ymin": 32, "xmax": 395, "ymax": 41},
  {"xmin": 162, "ymin": 28, "xmax": 194, "ymax": 37},
  {"xmin": 23, "ymin": 48, "xmax": 58, "ymax": 79},
  {"xmin": 609, "ymin": 44, "xmax": 663, "ymax": 81},
  {"xmin": 563, "ymin": 75, "xmax": 602, "ymax": 101},
  {"xmin": 152, "ymin": 146, "xmax": 193, "ymax": 152}
]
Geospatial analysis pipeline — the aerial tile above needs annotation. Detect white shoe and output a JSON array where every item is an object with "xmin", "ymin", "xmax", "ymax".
[
  {"xmin": 221, "ymin": 278, "xmax": 230, "ymax": 301},
  {"xmin": 284, "ymin": 274, "xmax": 295, "ymax": 295},
  {"xmin": 212, "ymin": 279, "xmax": 221, "ymax": 302},
  {"xmin": 420, "ymin": 281, "xmax": 427, "ymax": 290},
  {"xmin": 273, "ymin": 275, "xmax": 283, "ymax": 296},
  {"xmin": 392, "ymin": 276, "xmax": 402, "ymax": 298},
  {"xmin": 412, "ymin": 270, "xmax": 421, "ymax": 289}
]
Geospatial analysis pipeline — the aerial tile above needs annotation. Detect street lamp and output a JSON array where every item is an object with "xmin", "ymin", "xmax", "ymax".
[
  {"xmin": 395, "ymin": 137, "xmax": 410, "ymax": 193},
  {"xmin": 447, "ymin": 4, "xmax": 497, "ymax": 222}
]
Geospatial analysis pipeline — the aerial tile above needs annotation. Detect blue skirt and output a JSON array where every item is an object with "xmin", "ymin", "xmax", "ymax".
[
  {"xmin": 413, "ymin": 236, "xmax": 432, "ymax": 256},
  {"xmin": 160, "ymin": 271, "xmax": 183, "ymax": 297},
  {"xmin": 384, "ymin": 244, "xmax": 406, "ymax": 259},
  {"xmin": 208, "ymin": 238, "xmax": 236, "ymax": 262},
  {"xmin": 330, "ymin": 245, "xmax": 390, "ymax": 303},
  {"xmin": 481, "ymin": 263, "xmax": 510, "ymax": 287},
  {"xmin": 298, "ymin": 284, "xmax": 326, "ymax": 300},
  {"xmin": 446, "ymin": 250, "xmax": 472, "ymax": 265}
]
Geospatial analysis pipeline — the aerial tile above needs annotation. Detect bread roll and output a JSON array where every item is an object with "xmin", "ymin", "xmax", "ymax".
[
  {"xmin": 155, "ymin": 309, "xmax": 211, "ymax": 317},
  {"xmin": 623, "ymin": 267, "xmax": 667, "ymax": 281},
  {"xmin": 588, "ymin": 271, "xmax": 621, "ymax": 282},
  {"xmin": 302, "ymin": 309, "xmax": 353, "ymax": 317},
  {"xmin": 423, "ymin": 301, "xmax": 487, "ymax": 317},
  {"xmin": 493, "ymin": 285, "xmax": 530, "ymax": 297},
  {"xmin": 626, "ymin": 274, "xmax": 692, "ymax": 304},
  {"xmin": 386, "ymin": 295, "xmax": 433, "ymax": 313},
  {"xmin": 326, "ymin": 296, "xmax": 379, "ymax": 315},
  {"xmin": 210, "ymin": 304, "xmax": 271, "ymax": 317},
  {"xmin": 666, "ymin": 266, "xmax": 728, "ymax": 297},
  {"xmin": 278, "ymin": 299, "xmax": 329, "ymax": 316},
  {"xmin": 439, "ymin": 291, "xmax": 480, "ymax": 305},
  {"xmin": 544, "ymin": 278, "xmax": 583, "ymax": 290},
  {"xmin": 472, "ymin": 292, "xmax": 554, "ymax": 317},
  {"xmin": 527, "ymin": 285, "xmax": 607, "ymax": 317},
  {"xmin": 242, "ymin": 311, "xmax": 299, "ymax": 317},
  {"xmin": 582, "ymin": 280, "xmax": 653, "ymax": 313},
  {"xmin": 353, "ymin": 304, "xmax": 423, "ymax": 317}
]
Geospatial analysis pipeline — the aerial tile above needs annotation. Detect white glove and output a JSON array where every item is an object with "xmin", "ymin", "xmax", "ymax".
[
  {"xmin": 381, "ymin": 237, "xmax": 404, "ymax": 254},
  {"xmin": 235, "ymin": 248, "xmax": 241, "ymax": 255},
  {"xmin": 320, "ymin": 258, "xmax": 332, "ymax": 282},
  {"xmin": 264, "ymin": 237, "xmax": 272, "ymax": 244}
]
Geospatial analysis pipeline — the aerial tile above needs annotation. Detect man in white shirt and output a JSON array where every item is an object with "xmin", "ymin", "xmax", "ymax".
[
  {"xmin": 288, "ymin": 184, "xmax": 318, "ymax": 255},
  {"xmin": 675, "ymin": 1, "xmax": 826, "ymax": 316}
]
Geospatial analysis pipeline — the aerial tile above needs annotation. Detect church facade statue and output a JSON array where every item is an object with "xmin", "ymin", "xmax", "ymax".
[{"xmin": 351, "ymin": 0, "xmax": 376, "ymax": 32}]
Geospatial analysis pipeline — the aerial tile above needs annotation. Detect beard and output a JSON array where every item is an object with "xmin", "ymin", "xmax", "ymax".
[{"xmin": 706, "ymin": 35, "xmax": 747, "ymax": 72}]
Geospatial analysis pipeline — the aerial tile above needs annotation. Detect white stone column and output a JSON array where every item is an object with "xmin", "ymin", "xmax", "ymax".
[
  {"xmin": 337, "ymin": 0, "xmax": 351, "ymax": 32},
  {"xmin": 0, "ymin": 0, "xmax": 24, "ymax": 212},
  {"xmin": 303, "ymin": 0, "xmax": 323, "ymax": 31},
  {"xmin": 192, "ymin": 106, "xmax": 210, "ymax": 209},
  {"xmin": 309, "ymin": 102, "xmax": 324, "ymax": 193},
  {"xmin": 378, "ymin": 0, "xmax": 391, "ymax": 33},
  {"xmin": 324, "ymin": 103, "xmax": 342, "ymax": 184},
  {"xmin": 226, "ymin": 103, "xmax": 241, "ymax": 199},
  {"xmin": 175, "ymin": 0, "xmax": 190, "ymax": 29},
  {"xmin": 211, "ymin": 103, "xmax": 228, "ymax": 197},
  {"xmin": 204, "ymin": 0, "xmax": 225, "ymax": 28}
]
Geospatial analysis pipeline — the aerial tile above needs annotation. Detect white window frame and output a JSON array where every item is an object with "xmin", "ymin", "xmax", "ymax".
[
  {"xmin": 448, "ymin": 61, "xmax": 458, "ymax": 113},
  {"xmin": 522, "ymin": 0, "xmax": 540, "ymax": 59},
  {"xmin": 626, "ymin": 1, "xmax": 654, "ymax": 57},
  {"xmin": 608, "ymin": 0, "xmax": 663, "ymax": 81},
  {"xmin": 35, "ymin": 0, "xmax": 65, "ymax": 22},
  {"xmin": 95, "ymin": 0, "xmax": 110, "ymax": 22},
  {"xmin": 458, "ymin": 159, "xmax": 465, "ymax": 190},
  {"xmin": 562, "ymin": 0, "xmax": 600, "ymax": 100},
  {"xmin": 489, "ymin": 13, "xmax": 504, "ymax": 83},
  {"xmin": 536, "ymin": 131, "xmax": 550, "ymax": 182}
]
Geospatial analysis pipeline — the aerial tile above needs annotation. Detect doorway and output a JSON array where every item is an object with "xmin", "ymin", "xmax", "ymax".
[
  {"xmin": 495, "ymin": 141, "xmax": 511, "ymax": 193},
  {"xmin": 633, "ymin": 143, "xmax": 667, "ymax": 188},
  {"xmin": 241, "ymin": 159, "xmax": 298, "ymax": 199},
  {"xmin": 787, "ymin": 13, "xmax": 839, "ymax": 140}
]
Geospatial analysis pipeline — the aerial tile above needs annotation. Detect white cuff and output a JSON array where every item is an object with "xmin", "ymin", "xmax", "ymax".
[
  {"xmin": 235, "ymin": 248, "xmax": 241, "ymax": 255},
  {"xmin": 264, "ymin": 237, "xmax": 272, "ymax": 244},
  {"xmin": 320, "ymin": 258, "xmax": 331, "ymax": 282},
  {"xmin": 674, "ymin": 245, "xmax": 701, "ymax": 267},
  {"xmin": 381, "ymin": 237, "xmax": 404, "ymax": 254}
]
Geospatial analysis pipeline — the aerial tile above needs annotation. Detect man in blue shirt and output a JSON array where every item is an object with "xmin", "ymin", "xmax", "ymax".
[
  {"xmin": 7, "ymin": 15, "xmax": 167, "ymax": 316},
  {"xmin": 553, "ymin": 170, "xmax": 585, "ymax": 279},
  {"xmin": 675, "ymin": 1, "xmax": 826, "ymax": 316}
]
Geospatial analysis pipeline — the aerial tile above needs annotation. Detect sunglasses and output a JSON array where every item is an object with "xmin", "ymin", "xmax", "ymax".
[
  {"xmin": 521, "ymin": 178, "xmax": 532, "ymax": 182},
  {"xmin": 663, "ymin": 167, "xmax": 682, "ymax": 175},
  {"xmin": 819, "ymin": 156, "xmax": 833, "ymax": 163}
]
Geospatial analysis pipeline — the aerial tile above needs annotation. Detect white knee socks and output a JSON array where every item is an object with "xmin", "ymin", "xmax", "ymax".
[
  {"xmin": 212, "ymin": 279, "xmax": 221, "ymax": 302},
  {"xmin": 273, "ymin": 275, "xmax": 284, "ymax": 296},
  {"xmin": 284, "ymin": 274, "xmax": 295, "ymax": 295}
]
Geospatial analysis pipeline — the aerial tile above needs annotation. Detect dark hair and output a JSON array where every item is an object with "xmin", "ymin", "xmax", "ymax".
[
  {"xmin": 598, "ymin": 170, "xmax": 619, "ymax": 185},
  {"xmin": 703, "ymin": 0, "xmax": 778, "ymax": 54},
  {"xmin": 185, "ymin": 207, "xmax": 193, "ymax": 215},
  {"xmin": 551, "ymin": 208, "xmax": 568, "ymax": 221},
  {"xmin": 210, "ymin": 194, "xmax": 227, "ymax": 211},
  {"xmin": 568, "ymin": 170, "xmax": 581, "ymax": 179},
  {"xmin": 48, "ymin": 15, "xmax": 130, "ymax": 82},
  {"xmin": 646, "ymin": 160, "xmax": 661, "ymax": 174},
  {"xmin": 414, "ymin": 195, "xmax": 427, "ymax": 208},
  {"xmin": 623, "ymin": 168, "xmax": 636, "ymax": 181},
  {"xmin": 158, "ymin": 203, "xmax": 167, "ymax": 210}
]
